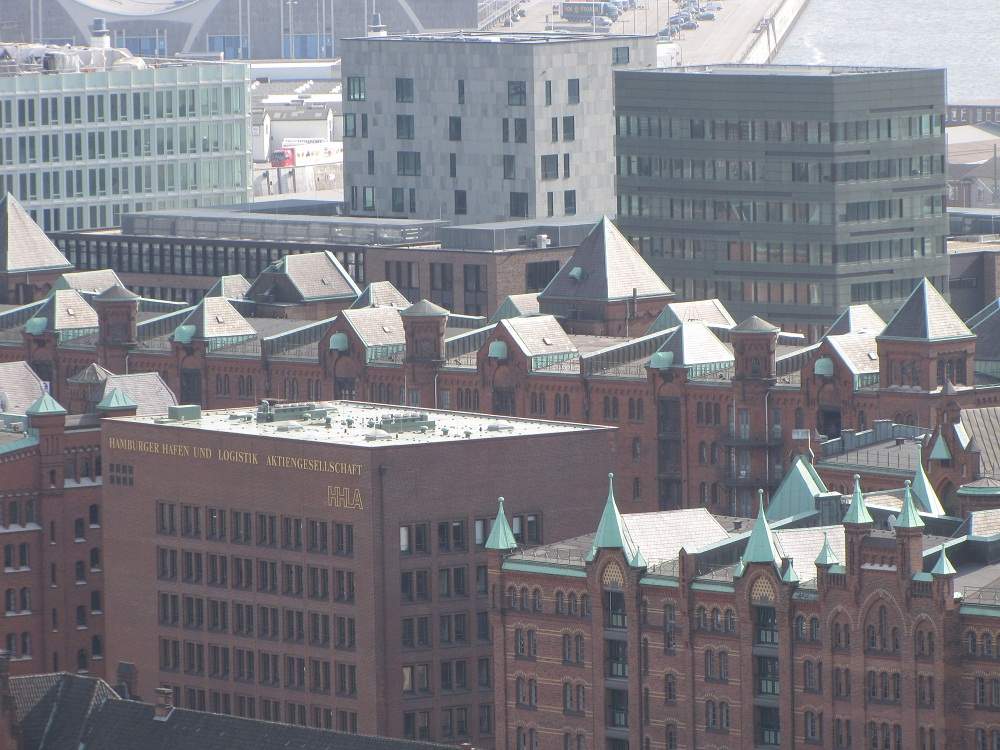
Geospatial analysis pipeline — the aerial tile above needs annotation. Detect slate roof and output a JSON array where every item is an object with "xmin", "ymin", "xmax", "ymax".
[
  {"xmin": 176, "ymin": 298, "xmax": 257, "ymax": 341},
  {"xmin": 646, "ymin": 298, "xmax": 736, "ymax": 334},
  {"xmin": 971, "ymin": 301, "xmax": 1000, "ymax": 358},
  {"xmin": 340, "ymin": 306, "xmax": 406, "ymax": 348},
  {"xmin": 960, "ymin": 406, "xmax": 1000, "ymax": 477},
  {"xmin": 401, "ymin": 299, "xmax": 449, "ymax": 318},
  {"xmin": 501, "ymin": 315, "xmax": 577, "ymax": 358},
  {"xmin": 967, "ymin": 297, "xmax": 1000, "ymax": 329},
  {"xmin": 351, "ymin": 281, "xmax": 410, "ymax": 310},
  {"xmin": 78, "ymin": 700, "xmax": 454, "ymax": 750},
  {"xmin": 878, "ymin": 278, "xmax": 975, "ymax": 341},
  {"xmin": 246, "ymin": 252, "xmax": 360, "ymax": 304},
  {"xmin": 772, "ymin": 525, "xmax": 847, "ymax": 581},
  {"xmin": 967, "ymin": 508, "xmax": 1000, "ymax": 537},
  {"xmin": 733, "ymin": 315, "xmax": 779, "ymax": 333},
  {"xmin": 67, "ymin": 363, "xmax": 114, "ymax": 385},
  {"xmin": 53, "ymin": 270, "xmax": 124, "ymax": 295},
  {"xmin": 621, "ymin": 508, "xmax": 730, "ymax": 562},
  {"xmin": 10, "ymin": 672, "xmax": 117, "ymax": 750},
  {"xmin": 0, "ymin": 361, "xmax": 46, "ymax": 415},
  {"xmin": 94, "ymin": 285, "xmax": 140, "ymax": 302},
  {"xmin": 650, "ymin": 321, "xmax": 734, "ymax": 370},
  {"xmin": 26, "ymin": 290, "xmax": 99, "ymax": 332},
  {"xmin": 825, "ymin": 333, "xmax": 880, "ymax": 375},
  {"xmin": 7, "ymin": 670, "xmax": 453, "ymax": 750},
  {"xmin": 539, "ymin": 217, "xmax": 672, "ymax": 303},
  {"xmin": 105, "ymin": 373, "xmax": 177, "ymax": 416},
  {"xmin": 490, "ymin": 293, "xmax": 540, "ymax": 323},
  {"xmin": 0, "ymin": 194, "xmax": 73, "ymax": 274},
  {"xmin": 825, "ymin": 304, "xmax": 885, "ymax": 336},
  {"xmin": 204, "ymin": 275, "xmax": 251, "ymax": 300}
]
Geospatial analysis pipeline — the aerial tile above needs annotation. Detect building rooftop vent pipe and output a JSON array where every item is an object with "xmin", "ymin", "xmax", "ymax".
[
  {"xmin": 368, "ymin": 12, "xmax": 388, "ymax": 37},
  {"xmin": 90, "ymin": 18, "xmax": 112, "ymax": 49}
]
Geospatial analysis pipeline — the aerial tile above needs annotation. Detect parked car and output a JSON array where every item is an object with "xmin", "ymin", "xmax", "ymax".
[
  {"xmin": 698, "ymin": 11, "xmax": 716, "ymax": 20},
  {"xmin": 680, "ymin": 19, "xmax": 698, "ymax": 29}
]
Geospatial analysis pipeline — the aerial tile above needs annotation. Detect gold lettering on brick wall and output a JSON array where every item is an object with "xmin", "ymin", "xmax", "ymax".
[
  {"xmin": 327, "ymin": 486, "xmax": 364, "ymax": 510},
  {"xmin": 106, "ymin": 436, "xmax": 366, "ymax": 477}
]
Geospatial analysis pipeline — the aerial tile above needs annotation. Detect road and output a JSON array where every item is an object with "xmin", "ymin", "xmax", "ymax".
[{"xmin": 509, "ymin": 0, "xmax": 780, "ymax": 64}]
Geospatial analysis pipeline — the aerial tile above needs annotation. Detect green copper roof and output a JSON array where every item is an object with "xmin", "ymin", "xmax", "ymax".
[
  {"xmin": 843, "ymin": 474, "xmax": 874, "ymax": 525},
  {"xmin": 929, "ymin": 433, "xmax": 952, "ymax": 461},
  {"xmin": 815, "ymin": 532, "xmax": 839, "ymax": 567},
  {"xmin": 96, "ymin": 387, "xmax": 137, "ymax": 412},
  {"xmin": 894, "ymin": 480, "xmax": 925, "ymax": 529},
  {"xmin": 744, "ymin": 492, "xmax": 781, "ymax": 566},
  {"xmin": 484, "ymin": 497, "xmax": 517, "ymax": 551},
  {"xmin": 931, "ymin": 545, "xmax": 956, "ymax": 576},
  {"xmin": 781, "ymin": 562, "xmax": 800, "ymax": 584},
  {"xmin": 586, "ymin": 474, "xmax": 643, "ymax": 567},
  {"xmin": 765, "ymin": 455, "xmax": 828, "ymax": 522},
  {"xmin": 910, "ymin": 461, "xmax": 946, "ymax": 515},
  {"xmin": 733, "ymin": 556, "xmax": 746, "ymax": 579},
  {"xmin": 26, "ymin": 393, "xmax": 66, "ymax": 416}
]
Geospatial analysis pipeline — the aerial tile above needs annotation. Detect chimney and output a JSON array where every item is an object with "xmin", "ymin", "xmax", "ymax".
[
  {"xmin": 153, "ymin": 687, "xmax": 174, "ymax": 721},
  {"xmin": 115, "ymin": 661, "xmax": 137, "ymax": 700},
  {"xmin": 90, "ymin": 18, "xmax": 112, "ymax": 50},
  {"xmin": 368, "ymin": 12, "xmax": 388, "ymax": 37}
]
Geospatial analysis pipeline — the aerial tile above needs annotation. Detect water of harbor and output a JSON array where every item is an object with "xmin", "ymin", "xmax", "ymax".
[{"xmin": 773, "ymin": 0, "xmax": 1000, "ymax": 101}]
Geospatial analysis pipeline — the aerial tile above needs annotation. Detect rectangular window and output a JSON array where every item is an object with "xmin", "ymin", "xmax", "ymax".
[
  {"xmin": 547, "ymin": 192, "xmax": 554, "ymax": 217},
  {"xmin": 541, "ymin": 154, "xmax": 559, "ymax": 180},
  {"xmin": 392, "ymin": 188, "xmax": 405, "ymax": 213},
  {"xmin": 514, "ymin": 118, "xmax": 527, "ymax": 143},
  {"xmin": 397, "ymin": 151, "xmax": 421, "ymax": 176},
  {"xmin": 508, "ymin": 81, "xmax": 527, "ymax": 106},
  {"xmin": 396, "ymin": 114, "xmax": 415, "ymax": 140},
  {"xmin": 510, "ymin": 192, "xmax": 529, "ymax": 218},
  {"xmin": 563, "ymin": 153, "xmax": 571, "ymax": 178},
  {"xmin": 502, "ymin": 118, "xmax": 509, "ymax": 143},
  {"xmin": 545, "ymin": 80, "xmax": 552, "ymax": 106},
  {"xmin": 564, "ymin": 190, "xmax": 577, "ymax": 216},
  {"xmin": 395, "ymin": 78, "xmax": 414, "ymax": 103},
  {"xmin": 551, "ymin": 117, "xmax": 559, "ymax": 142},
  {"xmin": 346, "ymin": 77, "xmax": 366, "ymax": 101},
  {"xmin": 503, "ymin": 154, "xmax": 515, "ymax": 180},
  {"xmin": 343, "ymin": 114, "xmax": 356, "ymax": 138},
  {"xmin": 449, "ymin": 153, "xmax": 457, "ymax": 178},
  {"xmin": 457, "ymin": 79, "xmax": 465, "ymax": 105},
  {"xmin": 449, "ymin": 116, "xmax": 462, "ymax": 142},
  {"xmin": 612, "ymin": 46, "xmax": 631, "ymax": 65},
  {"xmin": 563, "ymin": 116, "xmax": 575, "ymax": 142},
  {"xmin": 454, "ymin": 190, "xmax": 467, "ymax": 216},
  {"xmin": 568, "ymin": 79, "xmax": 580, "ymax": 104}
]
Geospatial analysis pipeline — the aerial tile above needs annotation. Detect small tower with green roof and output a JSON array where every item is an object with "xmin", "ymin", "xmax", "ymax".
[
  {"xmin": 895, "ymin": 480, "xmax": 925, "ymax": 580},
  {"xmin": 744, "ymin": 490, "xmax": 782, "ymax": 571},
  {"xmin": 96, "ymin": 388, "xmax": 138, "ymax": 418},
  {"xmin": 485, "ymin": 497, "xmax": 517, "ymax": 552},
  {"xmin": 842, "ymin": 474, "xmax": 873, "ymax": 573},
  {"xmin": 930, "ymin": 544, "xmax": 958, "ymax": 609},
  {"xmin": 586, "ymin": 474, "xmax": 645, "ymax": 568},
  {"xmin": 26, "ymin": 393, "xmax": 67, "ymax": 491}
]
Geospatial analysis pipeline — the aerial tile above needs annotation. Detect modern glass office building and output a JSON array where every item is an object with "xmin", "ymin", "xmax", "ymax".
[{"xmin": 0, "ymin": 44, "xmax": 252, "ymax": 230}]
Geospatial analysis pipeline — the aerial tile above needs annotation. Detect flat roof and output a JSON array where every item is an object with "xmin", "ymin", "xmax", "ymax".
[
  {"xmin": 108, "ymin": 400, "xmax": 607, "ymax": 448},
  {"xmin": 649, "ymin": 63, "xmax": 932, "ymax": 76},
  {"xmin": 134, "ymin": 209, "xmax": 444, "ymax": 228},
  {"xmin": 344, "ymin": 31, "xmax": 649, "ymax": 44}
]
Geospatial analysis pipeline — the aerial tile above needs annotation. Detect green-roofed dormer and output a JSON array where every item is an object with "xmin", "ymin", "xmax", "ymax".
[
  {"xmin": 894, "ymin": 480, "xmax": 925, "ymax": 529},
  {"xmin": 744, "ymin": 491, "xmax": 781, "ymax": 566},
  {"xmin": 781, "ymin": 561, "xmax": 799, "ymax": 584},
  {"xmin": 910, "ymin": 462, "xmax": 946, "ymax": 516},
  {"xmin": 931, "ymin": 545, "xmax": 956, "ymax": 576},
  {"xmin": 96, "ymin": 388, "xmax": 137, "ymax": 413},
  {"xmin": 586, "ymin": 473, "xmax": 643, "ymax": 567},
  {"xmin": 485, "ymin": 497, "xmax": 518, "ymax": 551},
  {"xmin": 26, "ymin": 393, "xmax": 66, "ymax": 416},
  {"xmin": 842, "ymin": 474, "xmax": 874, "ymax": 526},
  {"xmin": 815, "ymin": 532, "xmax": 839, "ymax": 567}
]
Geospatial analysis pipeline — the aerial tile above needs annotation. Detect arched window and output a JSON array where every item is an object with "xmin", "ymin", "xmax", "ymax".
[
  {"xmin": 611, "ymin": 397, "xmax": 619, "ymax": 420},
  {"xmin": 91, "ymin": 635, "xmax": 102, "ymax": 658},
  {"xmin": 968, "ymin": 631, "xmax": 978, "ymax": 655},
  {"xmin": 705, "ymin": 699, "xmax": 716, "ymax": 728},
  {"xmin": 568, "ymin": 593, "xmax": 577, "ymax": 615},
  {"xmin": 74, "ymin": 518, "xmax": 85, "ymax": 540},
  {"xmin": 4, "ymin": 634, "xmax": 15, "ymax": 657},
  {"xmin": 664, "ymin": 673, "xmax": 676, "ymax": 701},
  {"xmin": 507, "ymin": 587, "xmax": 517, "ymax": 609},
  {"xmin": 574, "ymin": 634, "xmax": 584, "ymax": 664},
  {"xmin": 725, "ymin": 609, "xmax": 736, "ymax": 632},
  {"xmin": 77, "ymin": 649, "xmax": 88, "ymax": 671},
  {"xmin": 700, "ymin": 483, "xmax": 708, "ymax": 504},
  {"xmin": 532, "ymin": 589, "xmax": 541, "ymax": 612},
  {"xmin": 603, "ymin": 397, "xmax": 610, "ymax": 420},
  {"xmin": 18, "ymin": 588, "xmax": 29, "ymax": 612},
  {"xmin": 3, "ymin": 589, "xmax": 14, "ymax": 613},
  {"xmin": 519, "ymin": 587, "xmax": 529, "ymax": 611},
  {"xmin": 88, "ymin": 504, "xmax": 100, "ymax": 526},
  {"xmin": 75, "ymin": 561, "xmax": 85, "ymax": 583},
  {"xmin": 90, "ymin": 591, "xmax": 102, "ymax": 612},
  {"xmin": 810, "ymin": 617, "xmax": 820, "ymax": 641},
  {"xmin": 696, "ymin": 606, "xmax": 707, "ymax": 630},
  {"xmin": 562, "ymin": 634, "xmax": 572, "ymax": 662},
  {"xmin": 704, "ymin": 649, "xmax": 714, "ymax": 679},
  {"xmin": 795, "ymin": 615, "xmax": 806, "ymax": 640},
  {"xmin": 555, "ymin": 591, "xmax": 565, "ymax": 614},
  {"xmin": 711, "ymin": 608, "xmax": 721, "ymax": 631},
  {"xmin": 698, "ymin": 442, "xmax": 707, "ymax": 463},
  {"xmin": 89, "ymin": 548, "xmax": 101, "ymax": 570},
  {"xmin": 562, "ymin": 682, "xmax": 572, "ymax": 711},
  {"xmin": 576, "ymin": 684, "xmax": 585, "ymax": 711},
  {"xmin": 20, "ymin": 633, "xmax": 30, "ymax": 657},
  {"xmin": 580, "ymin": 594, "xmax": 590, "ymax": 616},
  {"xmin": 718, "ymin": 650, "xmax": 728, "ymax": 680},
  {"xmin": 76, "ymin": 606, "xmax": 86, "ymax": 627},
  {"xmin": 719, "ymin": 701, "xmax": 730, "ymax": 729},
  {"xmin": 697, "ymin": 402, "xmax": 705, "ymax": 423},
  {"xmin": 666, "ymin": 724, "xmax": 677, "ymax": 750},
  {"xmin": 710, "ymin": 442, "xmax": 719, "ymax": 464}
]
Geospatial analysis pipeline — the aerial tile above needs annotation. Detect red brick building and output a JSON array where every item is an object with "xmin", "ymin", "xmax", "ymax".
[
  {"xmin": 4, "ymin": 215, "xmax": 1000, "ymax": 516},
  {"xmin": 488, "ymin": 468, "xmax": 1000, "ymax": 750},
  {"xmin": 101, "ymin": 400, "xmax": 614, "ymax": 742}
]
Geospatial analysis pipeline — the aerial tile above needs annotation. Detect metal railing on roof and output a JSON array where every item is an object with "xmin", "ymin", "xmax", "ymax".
[
  {"xmin": 963, "ymin": 587, "xmax": 1000, "ymax": 606},
  {"xmin": 137, "ymin": 307, "xmax": 190, "ymax": 343},
  {"xmin": 581, "ymin": 330, "xmax": 671, "ymax": 377},
  {"xmin": 514, "ymin": 545, "xmax": 587, "ymax": 567}
]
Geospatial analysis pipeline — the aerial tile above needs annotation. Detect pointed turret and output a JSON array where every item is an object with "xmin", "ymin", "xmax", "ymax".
[
  {"xmin": 815, "ymin": 532, "xmax": 839, "ymax": 567},
  {"xmin": 842, "ymin": 474, "xmax": 874, "ymax": 526},
  {"xmin": 484, "ymin": 497, "xmax": 518, "ymax": 551},
  {"xmin": 931, "ymin": 545, "xmax": 956, "ymax": 576},
  {"xmin": 586, "ymin": 473, "xmax": 643, "ymax": 566},
  {"xmin": 733, "ymin": 556, "xmax": 746, "ymax": 579},
  {"xmin": 781, "ymin": 561, "xmax": 799, "ymax": 584},
  {"xmin": 910, "ymin": 462, "xmax": 945, "ymax": 515},
  {"xmin": 26, "ymin": 393, "xmax": 67, "ymax": 417},
  {"xmin": 894, "ymin": 480, "xmax": 925, "ymax": 529},
  {"xmin": 743, "ymin": 491, "xmax": 781, "ymax": 567}
]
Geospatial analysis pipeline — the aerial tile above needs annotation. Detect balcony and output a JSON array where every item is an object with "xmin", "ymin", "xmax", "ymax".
[
  {"xmin": 724, "ymin": 468, "xmax": 784, "ymax": 488},
  {"xmin": 723, "ymin": 424, "xmax": 783, "ymax": 447},
  {"xmin": 756, "ymin": 677, "xmax": 779, "ymax": 696},
  {"xmin": 606, "ymin": 708, "xmax": 628, "ymax": 730}
]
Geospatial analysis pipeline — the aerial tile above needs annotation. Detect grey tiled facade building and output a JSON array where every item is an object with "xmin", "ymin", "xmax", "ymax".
[
  {"xmin": 615, "ymin": 65, "xmax": 951, "ymax": 339},
  {"xmin": 341, "ymin": 33, "xmax": 656, "ymax": 224}
]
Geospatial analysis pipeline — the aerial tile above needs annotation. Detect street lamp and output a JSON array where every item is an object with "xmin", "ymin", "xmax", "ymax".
[{"xmin": 286, "ymin": 0, "xmax": 299, "ymax": 59}]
